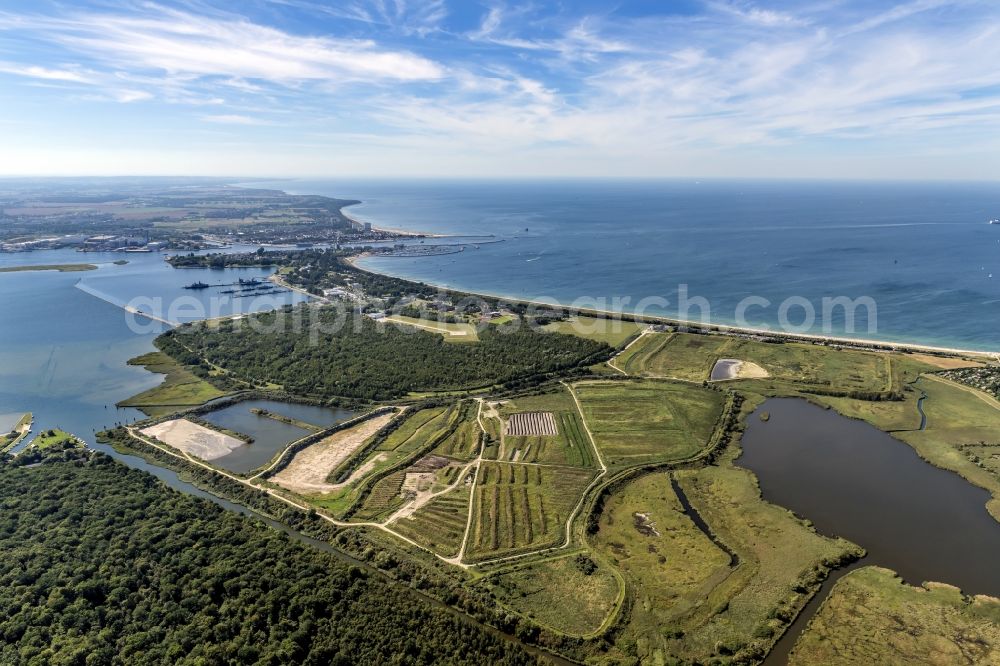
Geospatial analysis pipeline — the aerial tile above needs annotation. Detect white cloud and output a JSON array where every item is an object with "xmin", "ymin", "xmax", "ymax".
[
  {"xmin": 112, "ymin": 89, "xmax": 153, "ymax": 103},
  {"xmin": 0, "ymin": 62, "xmax": 94, "ymax": 83},
  {"xmin": 202, "ymin": 114, "xmax": 270, "ymax": 125},
  {"xmin": 0, "ymin": 2, "xmax": 999, "ymax": 178},
  {"xmin": 709, "ymin": 2, "xmax": 809, "ymax": 28},
  {"xmin": 0, "ymin": 5, "xmax": 445, "ymax": 84}
]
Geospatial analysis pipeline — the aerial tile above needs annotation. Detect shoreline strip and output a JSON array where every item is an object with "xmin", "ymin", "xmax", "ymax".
[{"xmin": 346, "ymin": 256, "xmax": 998, "ymax": 358}]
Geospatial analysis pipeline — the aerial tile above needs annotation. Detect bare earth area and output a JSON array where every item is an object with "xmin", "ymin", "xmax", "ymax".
[
  {"xmin": 271, "ymin": 412, "xmax": 396, "ymax": 494},
  {"xmin": 141, "ymin": 419, "xmax": 244, "ymax": 461},
  {"xmin": 735, "ymin": 360, "xmax": 770, "ymax": 379}
]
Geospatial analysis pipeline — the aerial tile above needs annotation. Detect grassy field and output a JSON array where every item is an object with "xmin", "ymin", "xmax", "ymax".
[
  {"xmin": 542, "ymin": 316, "xmax": 644, "ymax": 347},
  {"xmin": 30, "ymin": 429, "xmax": 82, "ymax": 450},
  {"xmin": 790, "ymin": 566, "xmax": 1000, "ymax": 665},
  {"xmin": 431, "ymin": 401, "xmax": 481, "ymax": 459},
  {"xmin": 617, "ymin": 332, "xmax": 909, "ymax": 394},
  {"xmin": 352, "ymin": 471, "xmax": 409, "ymax": 521},
  {"xmin": 0, "ymin": 263, "xmax": 97, "ymax": 273},
  {"xmin": 572, "ymin": 380, "xmax": 725, "ymax": 471},
  {"xmin": 346, "ymin": 404, "xmax": 469, "ymax": 521},
  {"xmin": 497, "ymin": 387, "xmax": 597, "ymax": 467},
  {"xmin": 390, "ymin": 484, "xmax": 472, "ymax": 558},
  {"xmin": 667, "ymin": 452, "xmax": 862, "ymax": 663},
  {"xmin": 118, "ymin": 352, "xmax": 228, "ymax": 416},
  {"xmin": 808, "ymin": 389, "xmax": 923, "ymax": 432},
  {"xmin": 465, "ymin": 462, "xmax": 597, "ymax": 561},
  {"xmin": 617, "ymin": 332, "xmax": 721, "ymax": 381},
  {"xmin": 592, "ymin": 472, "xmax": 733, "ymax": 654},
  {"xmin": 383, "ymin": 315, "xmax": 479, "ymax": 343},
  {"xmin": 480, "ymin": 553, "xmax": 622, "ymax": 636},
  {"xmin": 895, "ymin": 376, "xmax": 1000, "ymax": 520}
]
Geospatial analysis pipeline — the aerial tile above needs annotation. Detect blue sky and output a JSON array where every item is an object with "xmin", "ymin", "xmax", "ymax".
[{"xmin": 0, "ymin": 0, "xmax": 998, "ymax": 179}]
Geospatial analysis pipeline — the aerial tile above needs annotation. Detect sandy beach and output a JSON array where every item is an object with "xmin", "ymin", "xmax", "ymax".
[{"xmin": 345, "ymin": 255, "xmax": 999, "ymax": 359}]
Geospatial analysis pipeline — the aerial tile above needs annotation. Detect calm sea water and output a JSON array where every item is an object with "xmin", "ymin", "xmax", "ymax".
[
  {"xmin": 260, "ymin": 178, "xmax": 1000, "ymax": 351},
  {"xmin": 0, "ymin": 247, "xmax": 309, "ymax": 441}
]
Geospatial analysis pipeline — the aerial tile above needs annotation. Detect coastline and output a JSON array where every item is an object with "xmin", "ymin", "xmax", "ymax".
[
  {"xmin": 345, "ymin": 254, "xmax": 998, "ymax": 358},
  {"xmin": 341, "ymin": 202, "xmax": 447, "ymax": 238}
]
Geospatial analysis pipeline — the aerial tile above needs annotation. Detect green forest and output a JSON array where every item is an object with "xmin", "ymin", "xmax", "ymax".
[
  {"xmin": 0, "ymin": 448, "xmax": 535, "ymax": 666},
  {"xmin": 160, "ymin": 309, "xmax": 609, "ymax": 400}
]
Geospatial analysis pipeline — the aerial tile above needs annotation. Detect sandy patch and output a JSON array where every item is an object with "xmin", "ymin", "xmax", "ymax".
[
  {"xmin": 141, "ymin": 419, "xmax": 243, "ymax": 461},
  {"xmin": 270, "ymin": 412, "xmax": 396, "ymax": 495},
  {"xmin": 910, "ymin": 354, "xmax": 984, "ymax": 370},
  {"xmin": 736, "ymin": 360, "xmax": 770, "ymax": 379},
  {"xmin": 391, "ymin": 462, "xmax": 471, "ymax": 522},
  {"xmin": 712, "ymin": 359, "xmax": 770, "ymax": 380}
]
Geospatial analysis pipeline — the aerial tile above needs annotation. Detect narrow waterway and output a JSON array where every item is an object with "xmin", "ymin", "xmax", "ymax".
[{"xmin": 738, "ymin": 398, "xmax": 1000, "ymax": 663}]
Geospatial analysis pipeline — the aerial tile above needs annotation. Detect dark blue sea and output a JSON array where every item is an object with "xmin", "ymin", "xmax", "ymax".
[{"xmin": 261, "ymin": 179, "xmax": 1000, "ymax": 352}]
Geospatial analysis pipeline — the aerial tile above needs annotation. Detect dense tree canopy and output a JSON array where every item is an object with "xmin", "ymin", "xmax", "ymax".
[
  {"xmin": 161, "ymin": 309, "xmax": 609, "ymax": 400},
  {"xmin": 0, "ymin": 450, "xmax": 535, "ymax": 665}
]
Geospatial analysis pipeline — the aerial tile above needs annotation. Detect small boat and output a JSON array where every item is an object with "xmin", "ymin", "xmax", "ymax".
[{"xmin": 990, "ymin": 219, "xmax": 1000, "ymax": 225}]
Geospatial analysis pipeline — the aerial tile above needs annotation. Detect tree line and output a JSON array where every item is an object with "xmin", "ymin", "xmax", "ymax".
[
  {"xmin": 0, "ymin": 448, "xmax": 535, "ymax": 665},
  {"xmin": 160, "ymin": 308, "xmax": 610, "ymax": 401}
]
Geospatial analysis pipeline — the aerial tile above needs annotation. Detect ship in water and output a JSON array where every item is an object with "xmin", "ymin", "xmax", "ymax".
[
  {"xmin": 183, "ymin": 281, "xmax": 210, "ymax": 289},
  {"xmin": 990, "ymin": 219, "xmax": 999, "ymax": 225}
]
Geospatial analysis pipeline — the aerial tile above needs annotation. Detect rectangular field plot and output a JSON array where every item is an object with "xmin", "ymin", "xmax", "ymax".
[
  {"xmin": 573, "ymin": 381, "xmax": 725, "ymax": 470},
  {"xmin": 390, "ymin": 485, "xmax": 472, "ymax": 558},
  {"xmin": 543, "ymin": 315, "xmax": 644, "ymax": 347},
  {"xmin": 620, "ymin": 333, "xmax": 729, "ymax": 381},
  {"xmin": 498, "ymin": 389, "xmax": 597, "ymax": 467},
  {"xmin": 377, "ymin": 405, "xmax": 455, "ymax": 454},
  {"xmin": 624, "ymin": 332, "xmax": 893, "ymax": 393},
  {"xmin": 465, "ymin": 462, "xmax": 597, "ymax": 561},
  {"xmin": 430, "ymin": 401, "xmax": 482, "ymax": 459},
  {"xmin": 506, "ymin": 412, "xmax": 558, "ymax": 436},
  {"xmin": 353, "ymin": 471, "xmax": 408, "ymax": 521}
]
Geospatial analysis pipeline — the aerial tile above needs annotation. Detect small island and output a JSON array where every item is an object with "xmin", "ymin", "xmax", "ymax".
[{"xmin": 0, "ymin": 263, "xmax": 98, "ymax": 273}]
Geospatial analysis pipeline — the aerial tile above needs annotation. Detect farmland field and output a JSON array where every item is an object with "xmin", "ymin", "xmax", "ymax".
[
  {"xmin": 618, "ymin": 332, "xmax": 902, "ymax": 394},
  {"xmin": 497, "ymin": 387, "xmax": 597, "ymax": 467},
  {"xmin": 465, "ymin": 462, "xmax": 597, "ymax": 561},
  {"xmin": 352, "ymin": 470, "xmax": 408, "ymax": 521},
  {"xmin": 617, "ymin": 332, "xmax": 725, "ymax": 381},
  {"xmin": 572, "ymin": 380, "xmax": 725, "ymax": 470},
  {"xmin": 345, "ymin": 405, "xmax": 466, "ymax": 519},
  {"xmin": 390, "ymin": 484, "xmax": 472, "ymax": 558},
  {"xmin": 431, "ymin": 401, "xmax": 482, "ymax": 459}
]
